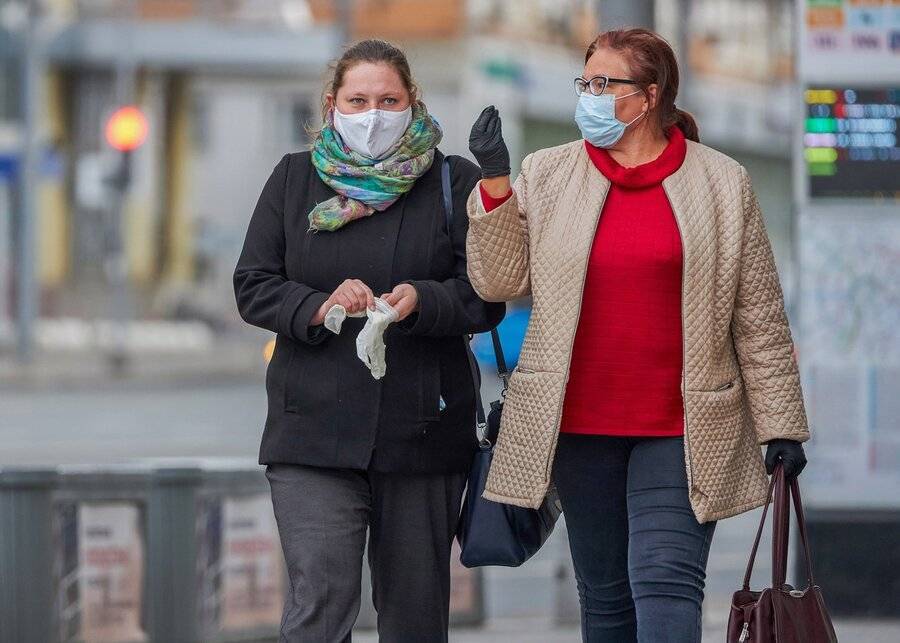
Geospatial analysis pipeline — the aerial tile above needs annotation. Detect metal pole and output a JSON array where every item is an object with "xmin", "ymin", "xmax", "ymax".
[
  {"xmin": 676, "ymin": 0, "xmax": 692, "ymax": 111},
  {"xmin": 16, "ymin": 0, "xmax": 44, "ymax": 364},
  {"xmin": 598, "ymin": 0, "xmax": 655, "ymax": 30},
  {"xmin": 335, "ymin": 0, "xmax": 351, "ymax": 46},
  {"xmin": 104, "ymin": 8, "xmax": 138, "ymax": 374},
  {"xmin": 103, "ymin": 149, "xmax": 132, "ymax": 373}
]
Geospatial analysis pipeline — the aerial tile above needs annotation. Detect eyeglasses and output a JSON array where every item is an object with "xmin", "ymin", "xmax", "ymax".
[{"xmin": 574, "ymin": 75, "xmax": 639, "ymax": 97}]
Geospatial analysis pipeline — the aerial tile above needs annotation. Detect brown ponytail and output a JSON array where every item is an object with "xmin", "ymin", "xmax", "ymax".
[
  {"xmin": 673, "ymin": 107, "xmax": 699, "ymax": 143},
  {"xmin": 585, "ymin": 28, "xmax": 700, "ymax": 143}
]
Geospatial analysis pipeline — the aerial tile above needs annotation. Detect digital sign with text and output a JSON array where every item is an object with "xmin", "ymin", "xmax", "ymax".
[{"xmin": 804, "ymin": 87, "xmax": 900, "ymax": 199}]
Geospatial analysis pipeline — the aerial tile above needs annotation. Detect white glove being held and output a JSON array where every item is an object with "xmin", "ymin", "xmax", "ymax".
[
  {"xmin": 323, "ymin": 298, "xmax": 398, "ymax": 379},
  {"xmin": 323, "ymin": 303, "xmax": 365, "ymax": 334},
  {"xmin": 355, "ymin": 298, "xmax": 399, "ymax": 379}
]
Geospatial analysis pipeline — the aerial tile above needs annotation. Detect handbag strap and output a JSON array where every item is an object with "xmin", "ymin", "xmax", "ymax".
[
  {"xmin": 490, "ymin": 324, "xmax": 510, "ymax": 392},
  {"xmin": 772, "ymin": 467, "xmax": 818, "ymax": 589},
  {"xmin": 463, "ymin": 333, "xmax": 488, "ymax": 438},
  {"xmin": 440, "ymin": 154, "xmax": 454, "ymax": 236},
  {"xmin": 441, "ymin": 156, "xmax": 510, "ymax": 441},
  {"xmin": 790, "ymin": 474, "xmax": 817, "ymax": 587},
  {"xmin": 742, "ymin": 464, "xmax": 817, "ymax": 590},
  {"xmin": 773, "ymin": 467, "xmax": 791, "ymax": 587},
  {"xmin": 742, "ymin": 466, "xmax": 779, "ymax": 590}
]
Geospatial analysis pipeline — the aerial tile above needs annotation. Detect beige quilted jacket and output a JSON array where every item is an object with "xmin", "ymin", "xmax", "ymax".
[{"xmin": 465, "ymin": 139, "xmax": 810, "ymax": 523}]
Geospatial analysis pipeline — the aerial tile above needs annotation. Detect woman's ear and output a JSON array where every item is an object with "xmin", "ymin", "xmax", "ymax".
[
  {"xmin": 645, "ymin": 84, "xmax": 659, "ymax": 111},
  {"xmin": 325, "ymin": 93, "xmax": 335, "ymax": 111}
]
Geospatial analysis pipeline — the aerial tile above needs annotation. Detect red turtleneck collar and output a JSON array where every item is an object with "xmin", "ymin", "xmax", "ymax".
[{"xmin": 585, "ymin": 126, "xmax": 687, "ymax": 189}]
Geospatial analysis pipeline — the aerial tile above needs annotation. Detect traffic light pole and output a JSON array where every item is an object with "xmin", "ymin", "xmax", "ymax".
[
  {"xmin": 103, "ymin": 149, "xmax": 132, "ymax": 374},
  {"xmin": 104, "ymin": 50, "xmax": 138, "ymax": 374}
]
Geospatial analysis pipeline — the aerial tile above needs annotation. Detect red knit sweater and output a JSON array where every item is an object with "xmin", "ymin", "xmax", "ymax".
[{"xmin": 480, "ymin": 126, "xmax": 687, "ymax": 436}]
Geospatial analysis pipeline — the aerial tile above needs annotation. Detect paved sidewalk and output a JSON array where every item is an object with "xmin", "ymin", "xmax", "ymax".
[{"xmin": 353, "ymin": 617, "xmax": 900, "ymax": 642}]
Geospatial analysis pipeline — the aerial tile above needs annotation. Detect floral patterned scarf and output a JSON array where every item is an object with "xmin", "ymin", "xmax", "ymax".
[{"xmin": 308, "ymin": 101, "xmax": 443, "ymax": 232}]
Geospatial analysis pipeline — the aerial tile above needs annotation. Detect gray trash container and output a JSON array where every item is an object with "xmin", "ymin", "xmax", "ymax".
[
  {"xmin": 0, "ymin": 460, "xmax": 284, "ymax": 643},
  {"xmin": 2, "ymin": 459, "xmax": 484, "ymax": 642}
]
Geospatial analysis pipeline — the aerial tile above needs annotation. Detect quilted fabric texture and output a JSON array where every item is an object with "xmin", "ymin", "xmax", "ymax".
[{"xmin": 465, "ymin": 139, "xmax": 810, "ymax": 524}]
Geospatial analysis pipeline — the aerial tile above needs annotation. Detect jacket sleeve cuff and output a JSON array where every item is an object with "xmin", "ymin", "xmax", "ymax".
[
  {"xmin": 289, "ymin": 290, "xmax": 331, "ymax": 344},
  {"xmin": 394, "ymin": 280, "xmax": 437, "ymax": 335},
  {"xmin": 756, "ymin": 428, "xmax": 810, "ymax": 446},
  {"xmin": 479, "ymin": 183, "xmax": 513, "ymax": 212}
]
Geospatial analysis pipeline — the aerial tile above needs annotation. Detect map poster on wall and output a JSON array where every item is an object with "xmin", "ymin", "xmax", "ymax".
[
  {"xmin": 55, "ymin": 502, "xmax": 148, "ymax": 643},
  {"xmin": 798, "ymin": 214, "xmax": 900, "ymax": 363},
  {"xmin": 798, "ymin": 213, "xmax": 900, "ymax": 507}
]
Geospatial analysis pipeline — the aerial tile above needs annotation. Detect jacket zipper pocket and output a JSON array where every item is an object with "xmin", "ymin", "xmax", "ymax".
[{"xmin": 713, "ymin": 380, "xmax": 735, "ymax": 392}]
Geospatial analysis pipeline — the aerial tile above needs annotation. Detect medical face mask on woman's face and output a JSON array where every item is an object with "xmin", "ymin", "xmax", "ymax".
[
  {"xmin": 574, "ymin": 90, "xmax": 646, "ymax": 148},
  {"xmin": 332, "ymin": 105, "xmax": 412, "ymax": 160}
]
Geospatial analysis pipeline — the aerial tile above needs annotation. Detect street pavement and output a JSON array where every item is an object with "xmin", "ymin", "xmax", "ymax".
[
  {"xmin": 0, "ymin": 379, "xmax": 266, "ymax": 467},
  {"xmin": 352, "ymin": 617, "xmax": 900, "ymax": 641},
  {"xmin": 2, "ymin": 361, "xmax": 898, "ymax": 640}
]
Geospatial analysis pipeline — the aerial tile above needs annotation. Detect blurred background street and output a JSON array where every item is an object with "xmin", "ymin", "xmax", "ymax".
[{"xmin": 2, "ymin": 0, "xmax": 899, "ymax": 641}]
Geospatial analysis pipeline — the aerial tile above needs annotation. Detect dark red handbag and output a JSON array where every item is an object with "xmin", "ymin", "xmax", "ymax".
[{"xmin": 727, "ymin": 464, "xmax": 837, "ymax": 642}]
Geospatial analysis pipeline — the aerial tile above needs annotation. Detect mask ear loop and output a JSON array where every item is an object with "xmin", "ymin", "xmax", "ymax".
[
  {"xmin": 624, "ymin": 108, "xmax": 648, "ymax": 127},
  {"xmin": 615, "ymin": 89, "xmax": 649, "ymax": 128}
]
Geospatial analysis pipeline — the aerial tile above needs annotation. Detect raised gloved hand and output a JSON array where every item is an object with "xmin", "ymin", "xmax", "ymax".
[
  {"xmin": 764, "ymin": 439, "xmax": 807, "ymax": 480},
  {"xmin": 468, "ymin": 106, "xmax": 511, "ymax": 178}
]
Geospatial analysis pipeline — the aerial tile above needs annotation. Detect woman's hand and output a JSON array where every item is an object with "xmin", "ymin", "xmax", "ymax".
[
  {"xmin": 310, "ymin": 278, "xmax": 375, "ymax": 326},
  {"xmin": 469, "ymin": 106, "xmax": 511, "ymax": 180},
  {"xmin": 764, "ymin": 439, "xmax": 807, "ymax": 480},
  {"xmin": 380, "ymin": 283, "xmax": 419, "ymax": 322}
]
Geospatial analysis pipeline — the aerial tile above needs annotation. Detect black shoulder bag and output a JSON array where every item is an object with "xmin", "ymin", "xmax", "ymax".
[{"xmin": 440, "ymin": 156, "xmax": 562, "ymax": 568}]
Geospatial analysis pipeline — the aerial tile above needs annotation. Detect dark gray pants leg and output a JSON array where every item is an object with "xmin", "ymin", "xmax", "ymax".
[
  {"xmin": 265, "ymin": 464, "xmax": 370, "ymax": 643},
  {"xmin": 367, "ymin": 470, "xmax": 467, "ymax": 643}
]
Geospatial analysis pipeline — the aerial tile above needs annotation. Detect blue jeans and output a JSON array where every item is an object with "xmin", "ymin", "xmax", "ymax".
[{"xmin": 553, "ymin": 434, "xmax": 716, "ymax": 643}]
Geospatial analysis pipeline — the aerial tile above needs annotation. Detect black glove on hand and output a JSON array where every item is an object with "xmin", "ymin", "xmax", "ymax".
[
  {"xmin": 764, "ymin": 439, "xmax": 807, "ymax": 480},
  {"xmin": 468, "ymin": 106, "xmax": 511, "ymax": 178}
]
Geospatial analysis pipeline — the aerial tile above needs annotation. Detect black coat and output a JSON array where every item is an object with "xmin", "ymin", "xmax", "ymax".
[{"xmin": 234, "ymin": 149, "xmax": 505, "ymax": 473}]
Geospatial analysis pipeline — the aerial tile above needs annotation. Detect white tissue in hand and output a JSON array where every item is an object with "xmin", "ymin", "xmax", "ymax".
[{"xmin": 355, "ymin": 298, "xmax": 399, "ymax": 379}]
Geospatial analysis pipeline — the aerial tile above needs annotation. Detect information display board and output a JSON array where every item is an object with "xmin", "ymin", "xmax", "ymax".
[
  {"xmin": 804, "ymin": 87, "xmax": 900, "ymax": 198},
  {"xmin": 796, "ymin": 1, "xmax": 900, "ymax": 512},
  {"xmin": 800, "ymin": 0, "xmax": 900, "ymax": 82}
]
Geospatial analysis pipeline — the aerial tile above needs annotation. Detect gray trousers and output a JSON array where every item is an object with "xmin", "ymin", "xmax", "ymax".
[{"xmin": 265, "ymin": 463, "xmax": 467, "ymax": 643}]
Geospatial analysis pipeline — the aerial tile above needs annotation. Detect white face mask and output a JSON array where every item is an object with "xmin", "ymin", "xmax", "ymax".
[{"xmin": 332, "ymin": 105, "xmax": 412, "ymax": 160}]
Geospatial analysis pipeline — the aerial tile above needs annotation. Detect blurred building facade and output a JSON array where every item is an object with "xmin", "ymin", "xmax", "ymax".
[{"xmin": 1, "ymin": 0, "xmax": 798, "ymax": 335}]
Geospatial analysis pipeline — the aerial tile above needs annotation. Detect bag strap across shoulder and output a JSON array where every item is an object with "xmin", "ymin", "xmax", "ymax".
[{"xmin": 441, "ymin": 156, "xmax": 509, "ymax": 441}]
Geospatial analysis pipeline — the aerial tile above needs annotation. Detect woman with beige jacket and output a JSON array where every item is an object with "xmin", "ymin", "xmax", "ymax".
[{"xmin": 464, "ymin": 28, "xmax": 810, "ymax": 642}]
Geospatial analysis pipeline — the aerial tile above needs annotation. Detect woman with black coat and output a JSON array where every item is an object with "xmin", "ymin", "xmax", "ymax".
[{"xmin": 233, "ymin": 39, "xmax": 504, "ymax": 642}]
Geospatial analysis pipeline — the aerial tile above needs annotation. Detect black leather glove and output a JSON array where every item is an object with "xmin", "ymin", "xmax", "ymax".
[
  {"xmin": 468, "ymin": 106, "xmax": 511, "ymax": 178},
  {"xmin": 764, "ymin": 439, "xmax": 807, "ymax": 480}
]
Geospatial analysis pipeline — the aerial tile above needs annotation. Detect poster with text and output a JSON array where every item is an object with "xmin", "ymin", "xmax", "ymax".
[
  {"xmin": 219, "ymin": 494, "xmax": 285, "ymax": 631},
  {"xmin": 56, "ymin": 502, "xmax": 147, "ymax": 643}
]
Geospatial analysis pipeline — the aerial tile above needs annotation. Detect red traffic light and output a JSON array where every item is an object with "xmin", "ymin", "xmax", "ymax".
[{"xmin": 105, "ymin": 106, "xmax": 148, "ymax": 152}]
